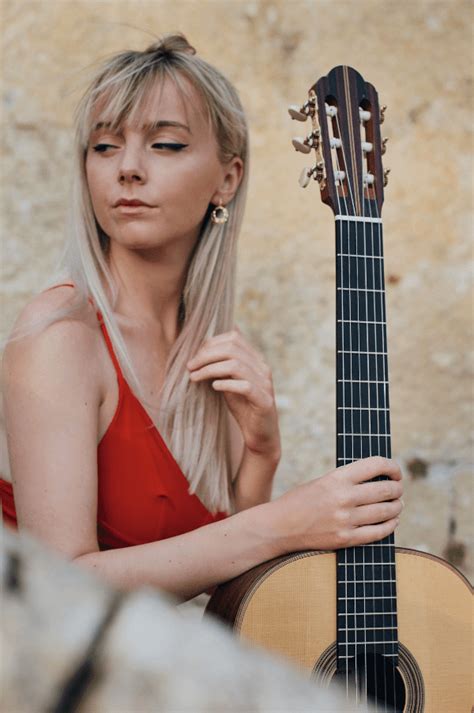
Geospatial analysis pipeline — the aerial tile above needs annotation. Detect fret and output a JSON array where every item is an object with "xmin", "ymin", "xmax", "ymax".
[
  {"xmin": 338, "ymin": 613, "xmax": 397, "ymax": 620},
  {"xmin": 340, "ymin": 626, "xmax": 397, "ymax": 631},
  {"xmin": 337, "ymin": 612, "xmax": 397, "ymax": 629},
  {"xmin": 337, "ymin": 380, "xmax": 388, "ymax": 384},
  {"xmin": 337, "ymin": 287, "xmax": 384, "ymax": 293},
  {"xmin": 337, "ymin": 579, "xmax": 396, "ymax": 584},
  {"xmin": 337, "ymin": 407, "xmax": 389, "ymax": 411},
  {"xmin": 337, "ymin": 433, "xmax": 390, "ymax": 437},
  {"xmin": 339, "ymin": 654, "xmax": 397, "ymax": 659},
  {"xmin": 337, "ymin": 349, "xmax": 387, "ymax": 354},
  {"xmin": 338, "ymin": 594, "xmax": 397, "ymax": 602},
  {"xmin": 337, "ymin": 319, "xmax": 386, "ymax": 325},
  {"xmin": 339, "ymin": 640, "xmax": 398, "ymax": 646},
  {"xmin": 337, "ymin": 253, "xmax": 383, "ymax": 259},
  {"xmin": 338, "ymin": 562, "xmax": 396, "ymax": 567}
]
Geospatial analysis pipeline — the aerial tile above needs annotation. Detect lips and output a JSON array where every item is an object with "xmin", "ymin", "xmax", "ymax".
[{"xmin": 114, "ymin": 198, "xmax": 153, "ymax": 207}]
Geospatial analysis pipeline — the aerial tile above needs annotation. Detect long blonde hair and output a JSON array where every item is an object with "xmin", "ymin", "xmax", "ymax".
[{"xmin": 6, "ymin": 33, "xmax": 249, "ymax": 514}]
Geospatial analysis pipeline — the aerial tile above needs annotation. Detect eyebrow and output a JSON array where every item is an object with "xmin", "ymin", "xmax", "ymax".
[{"xmin": 92, "ymin": 120, "xmax": 191, "ymax": 134}]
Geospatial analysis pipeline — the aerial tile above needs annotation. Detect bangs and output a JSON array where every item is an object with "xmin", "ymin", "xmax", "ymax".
[{"xmin": 79, "ymin": 62, "xmax": 212, "ymax": 149}]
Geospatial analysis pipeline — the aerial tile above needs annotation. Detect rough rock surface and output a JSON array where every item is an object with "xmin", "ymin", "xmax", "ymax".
[{"xmin": 1, "ymin": 526, "xmax": 362, "ymax": 713}]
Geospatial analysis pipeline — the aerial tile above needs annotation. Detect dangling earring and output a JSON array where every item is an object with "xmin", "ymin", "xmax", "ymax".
[{"xmin": 211, "ymin": 200, "xmax": 229, "ymax": 225}]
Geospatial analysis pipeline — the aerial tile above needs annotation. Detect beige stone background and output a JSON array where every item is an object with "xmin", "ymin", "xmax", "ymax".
[{"xmin": 1, "ymin": 0, "xmax": 472, "ymax": 584}]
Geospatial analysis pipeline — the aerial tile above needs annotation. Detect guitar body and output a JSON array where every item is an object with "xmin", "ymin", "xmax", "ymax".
[{"xmin": 207, "ymin": 548, "xmax": 472, "ymax": 712}]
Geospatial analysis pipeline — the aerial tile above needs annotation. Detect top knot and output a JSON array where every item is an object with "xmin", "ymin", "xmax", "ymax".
[{"xmin": 144, "ymin": 33, "xmax": 196, "ymax": 57}]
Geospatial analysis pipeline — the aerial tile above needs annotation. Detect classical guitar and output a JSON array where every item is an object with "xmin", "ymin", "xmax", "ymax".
[{"xmin": 206, "ymin": 66, "xmax": 472, "ymax": 712}]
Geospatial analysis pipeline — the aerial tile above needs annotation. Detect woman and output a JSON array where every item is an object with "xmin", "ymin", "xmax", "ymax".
[{"xmin": 0, "ymin": 34, "xmax": 403, "ymax": 601}]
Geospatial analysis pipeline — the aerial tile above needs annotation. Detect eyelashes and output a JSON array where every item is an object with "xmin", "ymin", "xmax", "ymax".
[{"xmin": 92, "ymin": 143, "xmax": 189, "ymax": 153}]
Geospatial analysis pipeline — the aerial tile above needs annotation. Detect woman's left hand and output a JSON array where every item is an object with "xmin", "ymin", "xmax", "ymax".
[{"xmin": 186, "ymin": 328, "xmax": 281, "ymax": 458}]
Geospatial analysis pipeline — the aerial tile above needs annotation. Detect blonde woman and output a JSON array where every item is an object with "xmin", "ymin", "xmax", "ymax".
[{"xmin": 0, "ymin": 34, "xmax": 403, "ymax": 601}]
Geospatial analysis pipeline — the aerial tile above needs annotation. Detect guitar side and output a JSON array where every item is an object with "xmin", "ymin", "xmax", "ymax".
[{"xmin": 206, "ymin": 549, "xmax": 473, "ymax": 712}]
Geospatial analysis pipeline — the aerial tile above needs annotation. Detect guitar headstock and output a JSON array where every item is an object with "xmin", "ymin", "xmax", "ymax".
[{"xmin": 289, "ymin": 66, "xmax": 389, "ymax": 218}]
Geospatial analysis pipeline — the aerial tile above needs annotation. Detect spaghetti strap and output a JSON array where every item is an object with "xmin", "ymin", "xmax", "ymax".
[{"xmin": 43, "ymin": 282, "xmax": 125, "ymax": 384}]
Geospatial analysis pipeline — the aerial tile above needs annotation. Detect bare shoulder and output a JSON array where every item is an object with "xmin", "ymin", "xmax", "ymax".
[
  {"xmin": 2, "ymin": 284, "xmax": 103, "ymax": 397},
  {"xmin": 1, "ymin": 285, "xmax": 103, "ymax": 556}
]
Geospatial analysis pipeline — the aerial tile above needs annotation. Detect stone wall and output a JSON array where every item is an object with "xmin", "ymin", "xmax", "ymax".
[{"xmin": 1, "ymin": 0, "xmax": 472, "ymax": 581}]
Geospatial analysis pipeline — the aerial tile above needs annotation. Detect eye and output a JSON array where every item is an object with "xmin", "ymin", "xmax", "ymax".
[
  {"xmin": 92, "ymin": 143, "xmax": 116, "ymax": 153},
  {"xmin": 152, "ymin": 143, "xmax": 188, "ymax": 151}
]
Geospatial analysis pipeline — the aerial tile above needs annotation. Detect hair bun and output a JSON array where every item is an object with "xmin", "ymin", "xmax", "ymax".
[{"xmin": 145, "ymin": 33, "xmax": 196, "ymax": 56}]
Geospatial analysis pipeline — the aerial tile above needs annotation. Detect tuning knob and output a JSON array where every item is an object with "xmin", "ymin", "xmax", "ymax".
[
  {"xmin": 380, "ymin": 105, "xmax": 387, "ymax": 124},
  {"xmin": 292, "ymin": 129, "xmax": 320, "ymax": 154},
  {"xmin": 381, "ymin": 137, "xmax": 389, "ymax": 155},
  {"xmin": 383, "ymin": 167, "xmax": 391, "ymax": 187},
  {"xmin": 292, "ymin": 137, "xmax": 312, "ymax": 154},
  {"xmin": 299, "ymin": 166, "xmax": 315, "ymax": 188},
  {"xmin": 288, "ymin": 99, "xmax": 316, "ymax": 121}
]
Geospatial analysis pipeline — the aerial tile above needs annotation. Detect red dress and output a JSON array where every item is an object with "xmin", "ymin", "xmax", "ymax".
[{"xmin": 0, "ymin": 283, "xmax": 228, "ymax": 548}]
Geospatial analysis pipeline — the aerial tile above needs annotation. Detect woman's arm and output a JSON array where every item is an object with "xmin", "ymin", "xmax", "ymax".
[{"xmin": 74, "ymin": 501, "xmax": 279, "ymax": 600}]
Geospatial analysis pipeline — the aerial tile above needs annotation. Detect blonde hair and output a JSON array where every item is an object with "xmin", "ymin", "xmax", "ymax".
[{"xmin": 6, "ymin": 33, "xmax": 249, "ymax": 514}]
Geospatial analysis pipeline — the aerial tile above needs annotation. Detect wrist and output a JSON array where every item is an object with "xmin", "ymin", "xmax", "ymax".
[
  {"xmin": 251, "ymin": 499, "xmax": 291, "ymax": 560},
  {"xmin": 243, "ymin": 443, "xmax": 282, "ymax": 464}
]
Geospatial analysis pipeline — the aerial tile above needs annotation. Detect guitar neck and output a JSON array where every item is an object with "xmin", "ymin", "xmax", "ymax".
[
  {"xmin": 335, "ymin": 212, "xmax": 391, "ymax": 464},
  {"xmin": 334, "ymin": 211, "xmax": 398, "ymax": 670}
]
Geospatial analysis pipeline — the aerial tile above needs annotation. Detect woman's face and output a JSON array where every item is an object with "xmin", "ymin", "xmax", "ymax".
[{"xmin": 85, "ymin": 76, "xmax": 241, "ymax": 253}]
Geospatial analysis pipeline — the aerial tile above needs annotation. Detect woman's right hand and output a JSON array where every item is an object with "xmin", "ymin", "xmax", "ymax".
[{"xmin": 270, "ymin": 456, "xmax": 403, "ymax": 554}]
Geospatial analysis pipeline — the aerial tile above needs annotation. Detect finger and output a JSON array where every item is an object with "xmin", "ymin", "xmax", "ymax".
[
  {"xmin": 346, "ymin": 517, "xmax": 400, "ymax": 548},
  {"xmin": 340, "ymin": 456, "xmax": 402, "ymax": 485},
  {"xmin": 211, "ymin": 379, "xmax": 273, "ymax": 409},
  {"xmin": 190, "ymin": 331, "xmax": 268, "ymax": 372},
  {"xmin": 189, "ymin": 347, "xmax": 270, "ymax": 384},
  {"xmin": 351, "ymin": 499, "xmax": 403, "ymax": 527},
  {"xmin": 189, "ymin": 358, "xmax": 254, "ymax": 384},
  {"xmin": 352, "ymin": 479, "xmax": 403, "ymax": 506}
]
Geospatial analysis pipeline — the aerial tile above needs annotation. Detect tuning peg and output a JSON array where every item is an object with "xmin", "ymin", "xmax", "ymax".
[
  {"xmin": 359, "ymin": 109, "xmax": 371, "ymax": 122},
  {"xmin": 288, "ymin": 99, "xmax": 316, "ymax": 121},
  {"xmin": 380, "ymin": 105, "xmax": 387, "ymax": 124},
  {"xmin": 383, "ymin": 167, "xmax": 391, "ymax": 187},
  {"xmin": 362, "ymin": 141, "xmax": 373, "ymax": 153},
  {"xmin": 292, "ymin": 137, "xmax": 312, "ymax": 154},
  {"xmin": 299, "ymin": 166, "xmax": 315, "ymax": 188},
  {"xmin": 292, "ymin": 129, "xmax": 320, "ymax": 154},
  {"xmin": 381, "ymin": 137, "xmax": 389, "ymax": 155}
]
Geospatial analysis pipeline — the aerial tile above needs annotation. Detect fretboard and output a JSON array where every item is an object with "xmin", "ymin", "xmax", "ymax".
[{"xmin": 334, "ymin": 213, "xmax": 398, "ymax": 671}]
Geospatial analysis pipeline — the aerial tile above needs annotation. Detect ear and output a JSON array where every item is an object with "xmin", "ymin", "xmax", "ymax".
[{"xmin": 210, "ymin": 156, "xmax": 244, "ymax": 206}]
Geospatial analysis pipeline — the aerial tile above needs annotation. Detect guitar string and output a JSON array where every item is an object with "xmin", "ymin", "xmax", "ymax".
[
  {"xmin": 331, "ymin": 110, "xmax": 350, "ymax": 701},
  {"xmin": 333, "ymin": 108, "xmax": 361, "ymax": 704},
  {"xmin": 371, "ymin": 151, "xmax": 397, "ymax": 713},
  {"xmin": 366, "ymin": 170, "xmax": 388, "ymax": 713}
]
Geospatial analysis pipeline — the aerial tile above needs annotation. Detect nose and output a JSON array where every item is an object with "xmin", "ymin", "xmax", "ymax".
[{"xmin": 117, "ymin": 143, "xmax": 147, "ymax": 184}]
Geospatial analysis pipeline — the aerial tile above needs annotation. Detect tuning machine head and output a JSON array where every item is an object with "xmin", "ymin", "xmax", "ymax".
[
  {"xmin": 381, "ymin": 137, "xmax": 389, "ymax": 155},
  {"xmin": 383, "ymin": 167, "xmax": 391, "ymax": 187},
  {"xmin": 299, "ymin": 162, "xmax": 325, "ymax": 188},
  {"xmin": 380, "ymin": 105, "xmax": 387, "ymax": 124},
  {"xmin": 292, "ymin": 129, "xmax": 320, "ymax": 154},
  {"xmin": 288, "ymin": 98, "xmax": 316, "ymax": 122}
]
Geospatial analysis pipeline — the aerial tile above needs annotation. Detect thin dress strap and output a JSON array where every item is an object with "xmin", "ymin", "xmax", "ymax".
[{"xmin": 43, "ymin": 282, "xmax": 125, "ymax": 384}]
